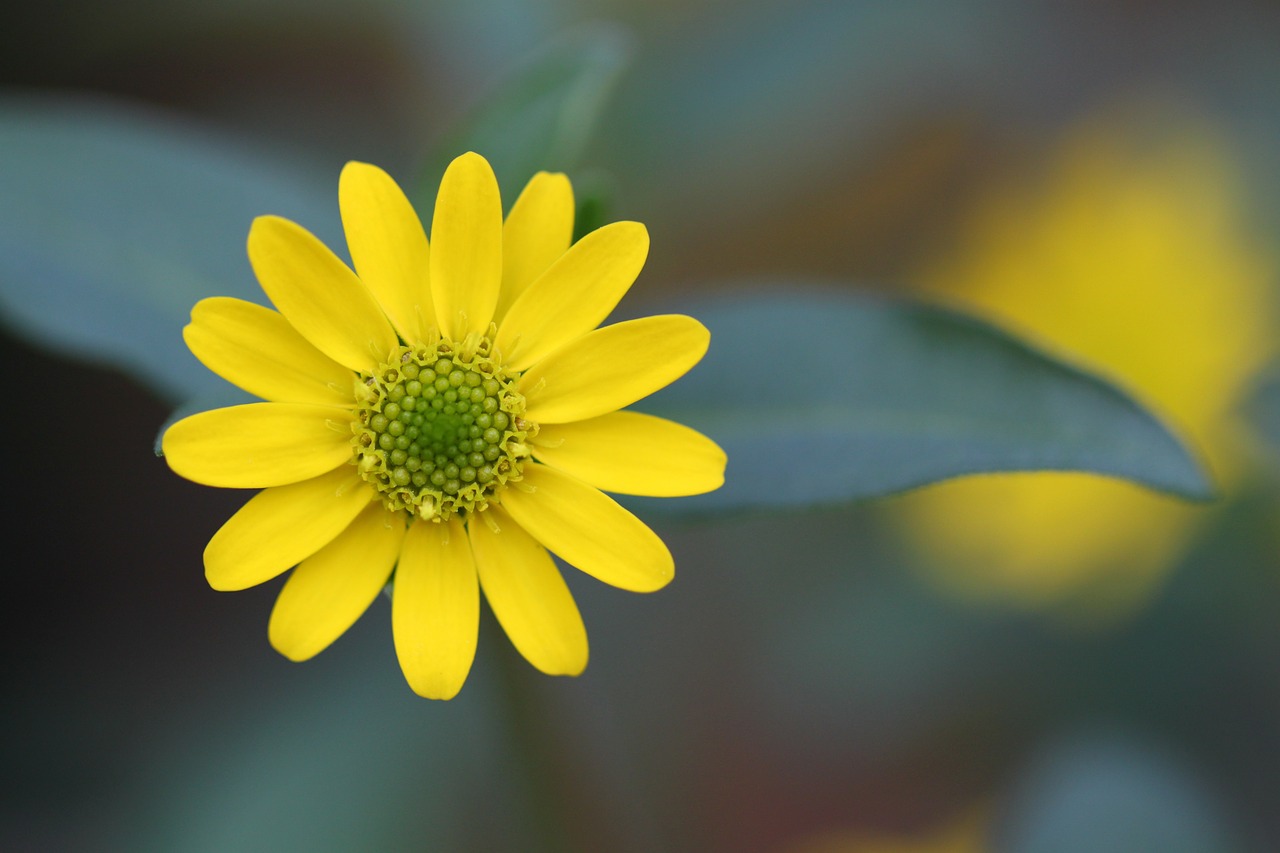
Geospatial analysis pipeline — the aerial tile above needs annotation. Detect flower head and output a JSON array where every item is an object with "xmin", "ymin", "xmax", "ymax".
[{"xmin": 163, "ymin": 152, "xmax": 725, "ymax": 699}]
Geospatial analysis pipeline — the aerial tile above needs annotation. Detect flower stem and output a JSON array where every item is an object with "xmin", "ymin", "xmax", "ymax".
[{"xmin": 485, "ymin": 612, "xmax": 594, "ymax": 853}]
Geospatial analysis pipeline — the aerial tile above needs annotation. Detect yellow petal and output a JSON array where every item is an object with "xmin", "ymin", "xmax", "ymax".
[
  {"xmin": 500, "ymin": 465, "xmax": 674, "ymax": 592},
  {"xmin": 183, "ymin": 297, "xmax": 354, "ymax": 406},
  {"xmin": 248, "ymin": 215, "xmax": 399, "ymax": 373},
  {"xmin": 163, "ymin": 402, "xmax": 355, "ymax": 488},
  {"xmin": 533, "ymin": 411, "xmax": 726, "ymax": 497},
  {"xmin": 339, "ymin": 162, "xmax": 433, "ymax": 344},
  {"xmin": 494, "ymin": 171, "xmax": 574, "ymax": 324},
  {"xmin": 392, "ymin": 519, "xmax": 479, "ymax": 700},
  {"xmin": 520, "ymin": 315, "xmax": 710, "ymax": 424},
  {"xmin": 495, "ymin": 221, "xmax": 650, "ymax": 371},
  {"xmin": 429, "ymin": 152, "xmax": 502, "ymax": 340},
  {"xmin": 268, "ymin": 502, "xmax": 406, "ymax": 661},
  {"xmin": 204, "ymin": 466, "xmax": 375, "ymax": 592},
  {"xmin": 470, "ymin": 507, "xmax": 588, "ymax": 676}
]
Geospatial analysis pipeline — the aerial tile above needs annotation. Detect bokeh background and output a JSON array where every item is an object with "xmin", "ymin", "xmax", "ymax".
[{"xmin": 4, "ymin": 1, "xmax": 1280, "ymax": 851}]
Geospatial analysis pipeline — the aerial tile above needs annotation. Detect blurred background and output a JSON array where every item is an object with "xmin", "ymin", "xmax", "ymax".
[{"xmin": 4, "ymin": 1, "xmax": 1280, "ymax": 850}]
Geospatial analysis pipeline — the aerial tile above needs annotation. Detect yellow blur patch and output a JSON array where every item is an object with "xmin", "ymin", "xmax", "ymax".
[{"xmin": 786, "ymin": 807, "xmax": 988, "ymax": 853}]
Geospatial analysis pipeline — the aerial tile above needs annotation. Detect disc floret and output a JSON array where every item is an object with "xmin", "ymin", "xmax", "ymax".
[{"xmin": 352, "ymin": 331, "xmax": 531, "ymax": 521}]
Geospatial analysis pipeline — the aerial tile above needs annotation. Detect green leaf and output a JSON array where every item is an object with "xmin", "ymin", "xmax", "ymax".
[
  {"xmin": 637, "ymin": 288, "xmax": 1213, "ymax": 512},
  {"xmin": 569, "ymin": 171, "xmax": 615, "ymax": 243},
  {"xmin": 416, "ymin": 24, "xmax": 631, "ymax": 210},
  {"xmin": 1243, "ymin": 365, "xmax": 1280, "ymax": 466},
  {"xmin": 999, "ymin": 733, "xmax": 1244, "ymax": 853},
  {"xmin": 0, "ymin": 95, "xmax": 334, "ymax": 404}
]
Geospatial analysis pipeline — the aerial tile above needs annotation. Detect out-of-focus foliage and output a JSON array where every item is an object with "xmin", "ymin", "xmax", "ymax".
[
  {"xmin": 0, "ymin": 97, "xmax": 334, "ymax": 402},
  {"xmin": 413, "ymin": 25, "xmax": 632, "ymax": 214},
  {"xmin": 995, "ymin": 732, "xmax": 1244, "ymax": 853},
  {"xmin": 1244, "ymin": 366, "xmax": 1280, "ymax": 468}
]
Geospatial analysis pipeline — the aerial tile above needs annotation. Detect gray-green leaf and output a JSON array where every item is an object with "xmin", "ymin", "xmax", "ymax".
[
  {"xmin": 0, "ymin": 94, "xmax": 334, "ymax": 403},
  {"xmin": 997, "ymin": 733, "xmax": 1243, "ymax": 853},
  {"xmin": 415, "ymin": 24, "xmax": 631, "ymax": 212},
  {"xmin": 1242, "ymin": 365, "xmax": 1280, "ymax": 466},
  {"xmin": 637, "ymin": 287, "xmax": 1213, "ymax": 512}
]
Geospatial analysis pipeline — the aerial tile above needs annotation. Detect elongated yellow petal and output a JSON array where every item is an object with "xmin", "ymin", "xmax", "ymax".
[
  {"xmin": 204, "ymin": 467, "xmax": 374, "ymax": 592},
  {"xmin": 248, "ymin": 215, "xmax": 399, "ymax": 373},
  {"xmin": 429, "ymin": 152, "xmax": 502, "ymax": 339},
  {"xmin": 339, "ymin": 162, "xmax": 433, "ymax": 344},
  {"xmin": 392, "ymin": 519, "xmax": 479, "ymax": 700},
  {"xmin": 268, "ymin": 502, "xmax": 405, "ymax": 661},
  {"xmin": 163, "ymin": 403, "xmax": 355, "ymax": 488},
  {"xmin": 470, "ymin": 507, "xmax": 588, "ymax": 676},
  {"xmin": 494, "ymin": 171, "xmax": 574, "ymax": 323},
  {"xmin": 496, "ymin": 221, "xmax": 649, "ymax": 371},
  {"xmin": 533, "ymin": 411, "xmax": 725, "ymax": 497},
  {"xmin": 183, "ymin": 297, "xmax": 354, "ymax": 406},
  {"xmin": 520, "ymin": 315, "xmax": 710, "ymax": 424},
  {"xmin": 500, "ymin": 465, "xmax": 674, "ymax": 592}
]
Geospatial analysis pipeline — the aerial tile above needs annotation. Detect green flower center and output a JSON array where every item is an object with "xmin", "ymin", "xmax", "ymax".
[{"xmin": 351, "ymin": 333, "xmax": 531, "ymax": 522}]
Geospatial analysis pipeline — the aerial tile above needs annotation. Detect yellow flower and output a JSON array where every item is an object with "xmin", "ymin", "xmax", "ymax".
[
  {"xmin": 163, "ymin": 152, "xmax": 726, "ymax": 699},
  {"xmin": 893, "ymin": 110, "xmax": 1275, "ymax": 615},
  {"xmin": 786, "ymin": 808, "xmax": 988, "ymax": 853}
]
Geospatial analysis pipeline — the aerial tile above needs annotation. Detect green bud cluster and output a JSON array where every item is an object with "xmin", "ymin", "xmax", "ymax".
[{"xmin": 351, "ymin": 334, "xmax": 531, "ymax": 521}]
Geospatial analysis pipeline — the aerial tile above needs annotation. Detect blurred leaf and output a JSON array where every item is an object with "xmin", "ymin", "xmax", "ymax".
[
  {"xmin": 638, "ymin": 287, "xmax": 1213, "ymax": 513},
  {"xmin": 1243, "ymin": 365, "xmax": 1280, "ymax": 465},
  {"xmin": 0, "ymin": 95, "xmax": 335, "ymax": 403},
  {"xmin": 416, "ymin": 24, "xmax": 631, "ymax": 210},
  {"xmin": 570, "ymin": 170, "xmax": 615, "ymax": 243},
  {"xmin": 996, "ymin": 732, "xmax": 1243, "ymax": 853}
]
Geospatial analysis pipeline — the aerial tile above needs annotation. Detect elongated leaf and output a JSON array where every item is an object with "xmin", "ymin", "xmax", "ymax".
[
  {"xmin": 637, "ymin": 287, "xmax": 1212, "ymax": 512},
  {"xmin": 1243, "ymin": 365, "xmax": 1280, "ymax": 465},
  {"xmin": 416, "ymin": 25, "xmax": 631, "ymax": 210},
  {"xmin": 998, "ymin": 733, "xmax": 1243, "ymax": 853},
  {"xmin": 0, "ymin": 95, "xmax": 335, "ymax": 403}
]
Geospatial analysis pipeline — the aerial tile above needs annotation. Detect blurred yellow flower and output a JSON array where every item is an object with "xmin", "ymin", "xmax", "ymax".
[
  {"xmin": 893, "ymin": 110, "xmax": 1275, "ymax": 614},
  {"xmin": 787, "ymin": 809, "xmax": 987, "ymax": 853},
  {"xmin": 163, "ymin": 153, "xmax": 725, "ymax": 699}
]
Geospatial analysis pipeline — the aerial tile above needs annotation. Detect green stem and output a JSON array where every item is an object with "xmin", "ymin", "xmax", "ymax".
[{"xmin": 485, "ymin": 613, "xmax": 592, "ymax": 853}]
